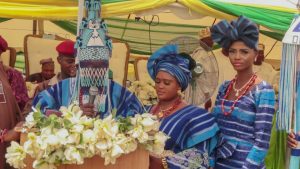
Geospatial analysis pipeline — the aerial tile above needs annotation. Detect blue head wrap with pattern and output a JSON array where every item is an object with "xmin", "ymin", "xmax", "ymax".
[
  {"xmin": 211, "ymin": 16, "xmax": 259, "ymax": 50},
  {"xmin": 147, "ymin": 45, "xmax": 192, "ymax": 91}
]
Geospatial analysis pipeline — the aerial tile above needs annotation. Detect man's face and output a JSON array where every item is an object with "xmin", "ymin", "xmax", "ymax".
[
  {"xmin": 57, "ymin": 55, "xmax": 76, "ymax": 77},
  {"xmin": 41, "ymin": 63, "xmax": 55, "ymax": 80}
]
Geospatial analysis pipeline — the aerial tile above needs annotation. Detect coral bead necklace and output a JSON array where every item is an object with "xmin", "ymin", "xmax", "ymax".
[
  {"xmin": 221, "ymin": 74, "xmax": 257, "ymax": 116},
  {"xmin": 153, "ymin": 98, "xmax": 182, "ymax": 118}
]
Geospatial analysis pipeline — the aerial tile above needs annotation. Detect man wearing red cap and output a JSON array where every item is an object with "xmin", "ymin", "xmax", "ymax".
[
  {"xmin": 35, "ymin": 40, "xmax": 76, "ymax": 93},
  {"xmin": 0, "ymin": 36, "xmax": 27, "ymax": 169}
]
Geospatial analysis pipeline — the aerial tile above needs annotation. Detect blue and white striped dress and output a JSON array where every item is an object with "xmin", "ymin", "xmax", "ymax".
[
  {"xmin": 148, "ymin": 105, "xmax": 219, "ymax": 169},
  {"xmin": 212, "ymin": 80, "xmax": 275, "ymax": 169}
]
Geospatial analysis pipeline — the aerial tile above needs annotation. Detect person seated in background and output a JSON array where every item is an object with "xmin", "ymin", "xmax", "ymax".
[
  {"xmin": 34, "ymin": 40, "xmax": 76, "ymax": 94},
  {"xmin": 147, "ymin": 45, "xmax": 219, "ymax": 169},
  {"xmin": 26, "ymin": 58, "xmax": 55, "ymax": 83},
  {"xmin": 0, "ymin": 35, "xmax": 26, "ymax": 169},
  {"xmin": 199, "ymin": 27, "xmax": 214, "ymax": 110},
  {"xmin": 22, "ymin": 40, "xmax": 77, "ymax": 115},
  {"xmin": 0, "ymin": 36, "xmax": 29, "ymax": 112}
]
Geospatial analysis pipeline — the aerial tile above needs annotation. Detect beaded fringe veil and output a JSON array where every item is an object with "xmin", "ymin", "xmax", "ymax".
[{"xmin": 72, "ymin": 0, "xmax": 112, "ymax": 113}]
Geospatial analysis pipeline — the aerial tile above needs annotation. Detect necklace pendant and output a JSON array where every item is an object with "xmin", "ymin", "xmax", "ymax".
[
  {"xmin": 157, "ymin": 112, "xmax": 164, "ymax": 118},
  {"xmin": 235, "ymin": 91, "xmax": 239, "ymax": 97}
]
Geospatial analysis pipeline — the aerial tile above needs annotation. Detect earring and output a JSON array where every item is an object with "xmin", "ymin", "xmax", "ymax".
[
  {"xmin": 177, "ymin": 90, "xmax": 184, "ymax": 99},
  {"xmin": 254, "ymin": 57, "xmax": 257, "ymax": 62}
]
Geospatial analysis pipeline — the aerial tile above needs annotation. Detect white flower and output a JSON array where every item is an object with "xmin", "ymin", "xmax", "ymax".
[
  {"xmin": 82, "ymin": 129, "xmax": 97, "ymax": 144},
  {"xmin": 25, "ymin": 112, "xmax": 37, "ymax": 128},
  {"xmin": 152, "ymin": 132, "xmax": 169, "ymax": 154},
  {"xmin": 128, "ymin": 80, "xmax": 157, "ymax": 106},
  {"xmin": 5, "ymin": 103, "xmax": 168, "ymax": 168},
  {"xmin": 118, "ymin": 138, "xmax": 137, "ymax": 154},
  {"xmin": 141, "ymin": 117, "xmax": 157, "ymax": 132},
  {"xmin": 32, "ymin": 160, "xmax": 56, "ymax": 169},
  {"xmin": 64, "ymin": 146, "xmax": 83, "ymax": 164},
  {"xmin": 111, "ymin": 144, "xmax": 124, "ymax": 158},
  {"xmin": 45, "ymin": 134, "xmax": 60, "ymax": 147},
  {"xmin": 40, "ymin": 127, "xmax": 52, "ymax": 136},
  {"xmin": 5, "ymin": 141, "xmax": 26, "ymax": 169},
  {"xmin": 96, "ymin": 139, "xmax": 112, "ymax": 151},
  {"xmin": 84, "ymin": 144, "xmax": 96, "ymax": 158},
  {"xmin": 24, "ymin": 139, "xmax": 38, "ymax": 157},
  {"xmin": 36, "ymin": 136, "xmax": 48, "ymax": 150},
  {"xmin": 47, "ymin": 149, "xmax": 64, "ymax": 164},
  {"xmin": 56, "ymin": 128, "xmax": 69, "ymax": 145},
  {"xmin": 71, "ymin": 124, "xmax": 84, "ymax": 133},
  {"xmin": 80, "ymin": 116, "xmax": 94, "ymax": 128},
  {"xmin": 66, "ymin": 133, "xmax": 81, "ymax": 144}
]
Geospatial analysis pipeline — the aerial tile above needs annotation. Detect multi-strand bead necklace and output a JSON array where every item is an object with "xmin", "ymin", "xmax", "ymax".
[{"xmin": 221, "ymin": 74, "xmax": 257, "ymax": 116}]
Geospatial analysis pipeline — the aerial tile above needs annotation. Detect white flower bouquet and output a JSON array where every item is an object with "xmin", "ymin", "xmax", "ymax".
[
  {"xmin": 5, "ymin": 104, "xmax": 168, "ymax": 169},
  {"xmin": 128, "ymin": 81, "xmax": 157, "ymax": 106}
]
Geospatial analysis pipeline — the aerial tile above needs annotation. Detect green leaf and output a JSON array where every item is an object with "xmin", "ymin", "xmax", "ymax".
[
  {"xmin": 33, "ymin": 111, "xmax": 43, "ymax": 121},
  {"xmin": 111, "ymin": 108, "xmax": 117, "ymax": 118},
  {"xmin": 53, "ymin": 121, "xmax": 62, "ymax": 129},
  {"xmin": 118, "ymin": 117, "xmax": 133, "ymax": 133},
  {"xmin": 63, "ymin": 119, "xmax": 72, "ymax": 129}
]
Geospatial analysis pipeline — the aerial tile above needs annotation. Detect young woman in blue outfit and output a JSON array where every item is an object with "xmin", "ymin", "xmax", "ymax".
[
  {"xmin": 147, "ymin": 45, "xmax": 219, "ymax": 169},
  {"xmin": 210, "ymin": 16, "xmax": 276, "ymax": 169}
]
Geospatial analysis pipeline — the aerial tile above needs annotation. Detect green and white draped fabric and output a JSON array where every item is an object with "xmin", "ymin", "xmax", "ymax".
[{"xmin": 276, "ymin": 16, "xmax": 300, "ymax": 169}]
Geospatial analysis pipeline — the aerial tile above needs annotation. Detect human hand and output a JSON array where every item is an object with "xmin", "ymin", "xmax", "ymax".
[
  {"xmin": 288, "ymin": 131, "xmax": 298, "ymax": 148},
  {"xmin": 81, "ymin": 103, "xmax": 95, "ymax": 117}
]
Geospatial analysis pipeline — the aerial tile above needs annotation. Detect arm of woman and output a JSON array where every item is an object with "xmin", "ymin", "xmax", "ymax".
[
  {"xmin": 2, "ymin": 121, "xmax": 24, "ymax": 142},
  {"xmin": 242, "ymin": 87, "xmax": 275, "ymax": 168}
]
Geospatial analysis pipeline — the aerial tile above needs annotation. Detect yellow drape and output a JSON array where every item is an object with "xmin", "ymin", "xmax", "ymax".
[
  {"xmin": 0, "ymin": 0, "xmax": 77, "ymax": 5},
  {"xmin": 0, "ymin": 0, "xmax": 175, "ymax": 20},
  {"xmin": 179, "ymin": 0, "xmax": 235, "ymax": 20},
  {"xmin": 0, "ymin": 0, "xmax": 296, "ymax": 21}
]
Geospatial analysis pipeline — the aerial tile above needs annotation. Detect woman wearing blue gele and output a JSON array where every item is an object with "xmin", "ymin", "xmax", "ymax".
[
  {"xmin": 210, "ymin": 16, "xmax": 276, "ymax": 169},
  {"xmin": 147, "ymin": 45, "xmax": 219, "ymax": 169}
]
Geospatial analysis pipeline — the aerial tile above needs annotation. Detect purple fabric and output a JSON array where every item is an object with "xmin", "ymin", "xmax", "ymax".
[{"xmin": 6, "ymin": 66, "xmax": 29, "ymax": 111}]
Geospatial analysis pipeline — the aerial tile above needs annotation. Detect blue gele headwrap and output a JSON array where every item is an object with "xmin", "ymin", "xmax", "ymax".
[
  {"xmin": 211, "ymin": 15, "xmax": 259, "ymax": 50},
  {"xmin": 147, "ymin": 45, "xmax": 192, "ymax": 91}
]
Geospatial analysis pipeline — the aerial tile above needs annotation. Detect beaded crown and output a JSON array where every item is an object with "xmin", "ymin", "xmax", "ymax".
[{"xmin": 73, "ymin": 0, "xmax": 113, "ymax": 113}]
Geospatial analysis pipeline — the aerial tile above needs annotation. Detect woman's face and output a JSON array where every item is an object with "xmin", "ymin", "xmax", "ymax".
[
  {"xmin": 228, "ymin": 41, "xmax": 257, "ymax": 72},
  {"xmin": 155, "ymin": 71, "xmax": 181, "ymax": 101}
]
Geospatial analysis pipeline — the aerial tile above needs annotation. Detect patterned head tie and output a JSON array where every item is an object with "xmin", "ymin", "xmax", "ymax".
[
  {"xmin": 147, "ymin": 45, "xmax": 194, "ymax": 91},
  {"xmin": 211, "ymin": 15, "xmax": 259, "ymax": 50}
]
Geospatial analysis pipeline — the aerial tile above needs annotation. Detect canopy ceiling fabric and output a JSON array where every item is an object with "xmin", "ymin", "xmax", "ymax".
[
  {"xmin": 51, "ymin": 17, "xmax": 283, "ymax": 55},
  {"xmin": 0, "ymin": 0, "xmax": 298, "ymax": 33}
]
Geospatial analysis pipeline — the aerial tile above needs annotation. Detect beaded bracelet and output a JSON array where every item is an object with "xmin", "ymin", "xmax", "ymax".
[
  {"xmin": 150, "ymin": 150, "xmax": 175, "ymax": 158},
  {"xmin": 162, "ymin": 157, "xmax": 168, "ymax": 169},
  {"xmin": 0, "ymin": 129, "xmax": 8, "ymax": 143}
]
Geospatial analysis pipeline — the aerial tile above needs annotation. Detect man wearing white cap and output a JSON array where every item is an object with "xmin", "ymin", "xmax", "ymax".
[{"xmin": 26, "ymin": 58, "xmax": 55, "ymax": 83}]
